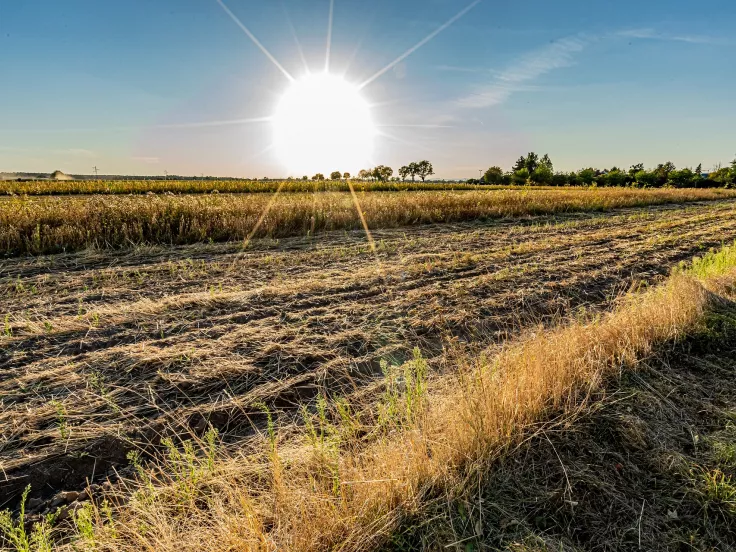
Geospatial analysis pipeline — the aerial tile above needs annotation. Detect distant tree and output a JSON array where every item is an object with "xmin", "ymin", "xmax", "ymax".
[
  {"xmin": 540, "ymin": 154, "xmax": 553, "ymax": 172},
  {"xmin": 709, "ymin": 167, "xmax": 733, "ymax": 188},
  {"xmin": 577, "ymin": 168, "xmax": 597, "ymax": 186},
  {"xmin": 398, "ymin": 165, "xmax": 412, "ymax": 181},
  {"xmin": 652, "ymin": 161, "xmax": 676, "ymax": 187},
  {"xmin": 414, "ymin": 160, "xmax": 434, "ymax": 182},
  {"xmin": 483, "ymin": 166, "xmax": 504, "ymax": 184},
  {"xmin": 343, "ymin": 172, "xmax": 351, "ymax": 179},
  {"xmin": 372, "ymin": 165, "xmax": 393, "ymax": 182},
  {"xmin": 629, "ymin": 163, "xmax": 644, "ymax": 176},
  {"xmin": 410, "ymin": 162, "xmax": 420, "ymax": 181},
  {"xmin": 302, "ymin": 175, "xmax": 308, "ymax": 180},
  {"xmin": 524, "ymin": 152, "xmax": 540, "ymax": 173},
  {"xmin": 599, "ymin": 169, "xmax": 627, "ymax": 187},
  {"xmin": 667, "ymin": 168, "xmax": 695, "ymax": 188},
  {"xmin": 358, "ymin": 169, "xmax": 370, "ymax": 181},
  {"xmin": 312, "ymin": 173, "xmax": 325, "ymax": 181},
  {"xmin": 633, "ymin": 170, "xmax": 657, "ymax": 188},
  {"xmin": 511, "ymin": 168, "xmax": 529, "ymax": 185},
  {"xmin": 330, "ymin": 171, "xmax": 342, "ymax": 180},
  {"xmin": 530, "ymin": 165, "xmax": 553, "ymax": 185},
  {"xmin": 695, "ymin": 163, "xmax": 702, "ymax": 175},
  {"xmin": 550, "ymin": 172, "xmax": 569, "ymax": 187},
  {"xmin": 512, "ymin": 152, "xmax": 549, "ymax": 174}
]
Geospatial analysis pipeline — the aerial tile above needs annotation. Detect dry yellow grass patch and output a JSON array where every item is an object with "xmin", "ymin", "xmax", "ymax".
[{"xmin": 58, "ymin": 244, "xmax": 736, "ymax": 552}]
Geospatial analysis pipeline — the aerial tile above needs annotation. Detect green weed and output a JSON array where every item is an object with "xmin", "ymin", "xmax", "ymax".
[
  {"xmin": 0, "ymin": 486, "xmax": 57, "ymax": 552},
  {"xmin": 50, "ymin": 400, "xmax": 69, "ymax": 439}
]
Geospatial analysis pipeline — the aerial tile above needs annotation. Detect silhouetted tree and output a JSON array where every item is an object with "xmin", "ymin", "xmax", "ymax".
[
  {"xmin": 372, "ymin": 165, "xmax": 393, "ymax": 182},
  {"xmin": 530, "ymin": 165, "xmax": 553, "ymax": 185},
  {"xmin": 512, "ymin": 168, "xmax": 529, "ymax": 185},
  {"xmin": 483, "ymin": 166, "xmax": 504, "ymax": 184},
  {"xmin": 540, "ymin": 154, "xmax": 553, "ymax": 171},
  {"xmin": 512, "ymin": 156, "xmax": 527, "ymax": 172},
  {"xmin": 398, "ymin": 165, "xmax": 412, "ymax": 181},
  {"xmin": 577, "ymin": 168, "xmax": 596, "ymax": 186},
  {"xmin": 414, "ymin": 160, "xmax": 434, "ymax": 182},
  {"xmin": 330, "ymin": 171, "xmax": 342, "ymax": 180}
]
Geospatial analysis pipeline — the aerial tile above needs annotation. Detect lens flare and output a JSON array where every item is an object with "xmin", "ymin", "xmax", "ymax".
[{"xmin": 272, "ymin": 73, "xmax": 375, "ymax": 176}]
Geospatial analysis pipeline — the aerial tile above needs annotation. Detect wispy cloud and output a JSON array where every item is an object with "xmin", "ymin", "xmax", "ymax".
[
  {"xmin": 53, "ymin": 148, "xmax": 96, "ymax": 157},
  {"xmin": 434, "ymin": 64, "xmax": 492, "ymax": 74},
  {"xmin": 617, "ymin": 28, "xmax": 728, "ymax": 45},
  {"xmin": 456, "ymin": 35, "xmax": 588, "ymax": 108},
  {"xmin": 132, "ymin": 156, "xmax": 160, "ymax": 164}
]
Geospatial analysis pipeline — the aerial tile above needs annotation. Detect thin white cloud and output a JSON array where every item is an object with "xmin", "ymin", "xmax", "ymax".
[
  {"xmin": 435, "ymin": 64, "xmax": 492, "ymax": 74},
  {"xmin": 453, "ymin": 26, "xmax": 728, "ymax": 111},
  {"xmin": 52, "ymin": 148, "xmax": 96, "ymax": 157},
  {"xmin": 456, "ymin": 35, "xmax": 588, "ymax": 108},
  {"xmin": 132, "ymin": 156, "xmax": 160, "ymax": 164},
  {"xmin": 617, "ymin": 28, "xmax": 728, "ymax": 45}
]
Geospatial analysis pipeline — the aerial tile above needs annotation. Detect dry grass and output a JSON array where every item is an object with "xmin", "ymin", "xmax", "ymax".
[
  {"xmin": 4, "ymin": 202, "xmax": 736, "ymax": 551},
  {"xmin": 2, "ymin": 187, "xmax": 735, "ymax": 256},
  {"xmin": 44, "ymin": 243, "xmax": 736, "ymax": 550}
]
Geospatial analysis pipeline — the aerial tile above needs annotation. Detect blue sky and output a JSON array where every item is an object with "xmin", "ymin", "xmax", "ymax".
[{"xmin": 1, "ymin": 0, "xmax": 734, "ymax": 178}]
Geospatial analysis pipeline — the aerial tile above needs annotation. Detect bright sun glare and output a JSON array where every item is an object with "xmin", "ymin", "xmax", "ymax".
[{"xmin": 272, "ymin": 73, "xmax": 376, "ymax": 176}]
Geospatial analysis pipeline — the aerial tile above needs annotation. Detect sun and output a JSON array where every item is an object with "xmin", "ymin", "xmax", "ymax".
[{"xmin": 272, "ymin": 73, "xmax": 375, "ymax": 176}]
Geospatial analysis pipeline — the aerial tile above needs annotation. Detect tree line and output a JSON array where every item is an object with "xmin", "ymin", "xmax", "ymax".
[
  {"xmin": 305, "ymin": 161, "xmax": 435, "ymax": 183},
  {"xmin": 472, "ymin": 152, "xmax": 736, "ymax": 188}
]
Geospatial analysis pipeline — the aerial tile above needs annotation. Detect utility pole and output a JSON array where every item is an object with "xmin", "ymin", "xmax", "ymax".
[
  {"xmin": 92, "ymin": 166, "xmax": 99, "ymax": 179},
  {"xmin": 164, "ymin": 170, "xmax": 168, "ymax": 180},
  {"xmin": 478, "ymin": 169, "xmax": 482, "ymax": 181}
]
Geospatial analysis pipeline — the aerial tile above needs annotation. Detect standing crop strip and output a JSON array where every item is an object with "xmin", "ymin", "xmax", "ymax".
[{"xmin": 1, "ymin": 188, "xmax": 735, "ymax": 256}]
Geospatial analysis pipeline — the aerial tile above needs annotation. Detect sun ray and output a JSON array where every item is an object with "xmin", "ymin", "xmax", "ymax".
[
  {"xmin": 242, "ymin": 142, "xmax": 277, "ymax": 166},
  {"xmin": 375, "ymin": 129, "xmax": 439, "ymax": 156},
  {"xmin": 150, "ymin": 117, "xmax": 273, "ymax": 130},
  {"xmin": 9, "ymin": 117, "xmax": 272, "ymax": 134},
  {"xmin": 281, "ymin": 2, "xmax": 310, "ymax": 75},
  {"xmin": 215, "ymin": 0, "xmax": 294, "ymax": 82},
  {"xmin": 358, "ymin": 0, "xmax": 482, "ymax": 89},
  {"xmin": 325, "ymin": 0, "xmax": 335, "ymax": 72},
  {"xmin": 375, "ymin": 123, "xmax": 454, "ymax": 128},
  {"xmin": 237, "ymin": 180, "xmax": 287, "ymax": 256},
  {"xmin": 347, "ymin": 180, "xmax": 383, "ymax": 277}
]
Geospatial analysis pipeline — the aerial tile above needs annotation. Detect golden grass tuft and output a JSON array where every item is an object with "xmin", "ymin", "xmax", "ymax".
[{"xmin": 59, "ymin": 245, "xmax": 736, "ymax": 552}]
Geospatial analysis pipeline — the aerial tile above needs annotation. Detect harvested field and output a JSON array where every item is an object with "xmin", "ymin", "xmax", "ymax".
[
  {"xmin": 3, "ymin": 199, "xmax": 736, "ymax": 524},
  {"xmin": 2, "ymin": 187, "xmax": 735, "ymax": 256}
]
